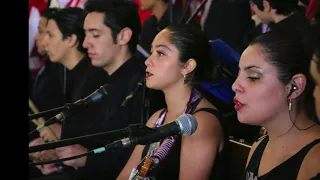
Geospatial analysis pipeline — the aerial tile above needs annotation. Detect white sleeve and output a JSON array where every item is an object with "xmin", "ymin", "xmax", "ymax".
[{"xmin": 29, "ymin": 7, "xmax": 40, "ymax": 56}]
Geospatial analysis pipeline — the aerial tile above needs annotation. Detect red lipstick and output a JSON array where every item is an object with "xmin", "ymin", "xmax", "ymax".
[{"xmin": 234, "ymin": 98, "xmax": 245, "ymax": 111}]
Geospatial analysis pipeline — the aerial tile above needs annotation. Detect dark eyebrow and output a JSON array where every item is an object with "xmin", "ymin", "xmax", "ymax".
[
  {"xmin": 85, "ymin": 28, "xmax": 102, "ymax": 33},
  {"xmin": 244, "ymin": 65, "xmax": 262, "ymax": 71},
  {"xmin": 154, "ymin": 44, "xmax": 172, "ymax": 51}
]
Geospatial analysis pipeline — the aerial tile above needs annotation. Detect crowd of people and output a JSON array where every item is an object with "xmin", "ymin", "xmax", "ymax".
[{"xmin": 28, "ymin": 0, "xmax": 320, "ymax": 179}]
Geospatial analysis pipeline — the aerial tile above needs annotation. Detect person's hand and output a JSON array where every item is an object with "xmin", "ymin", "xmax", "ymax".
[
  {"xmin": 48, "ymin": 123, "xmax": 62, "ymax": 139},
  {"xmin": 29, "ymin": 138, "xmax": 60, "ymax": 175},
  {"xmin": 36, "ymin": 163, "xmax": 59, "ymax": 175},
  {"xmin": 29, "ymin": 137, "xmax": 45, "ymax": 161},
  {"xmin": 39, "ymin": 123, "xmax": 62, "ymax": 141},
  {"xmin": 56, "ymin": 144, "xmax": 88, "ymax": 168},
  {"xmin": 29, "ymin": 137, "xmax": 58, "ymax": 161},
  {"xmin": 38, "ymin": 149, "xmax": 58, "ymax": 162}
]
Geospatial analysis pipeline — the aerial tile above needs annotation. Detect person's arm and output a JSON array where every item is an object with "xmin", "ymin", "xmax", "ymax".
[
  {"xmin": 178, "ymin": 110, "xmax": 224, "ymax": 179},
  {"xmin": 117, "ymin": 109, "xmax": 164, "ymax": 180},
  {"xmin": 29, "ymin": 137, "xmax": 60, "ymax": 175}
]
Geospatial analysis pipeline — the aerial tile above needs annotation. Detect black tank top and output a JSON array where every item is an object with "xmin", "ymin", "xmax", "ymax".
[
  {"xmin": 242, "ymin": 136, "xmax": 320, "ymax": 180},
  {"xmin": 141, "ymin": 108, "xmax": 230, "ymax": 180}
]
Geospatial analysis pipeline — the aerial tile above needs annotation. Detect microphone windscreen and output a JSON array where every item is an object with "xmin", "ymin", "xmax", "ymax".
[{"xmin": 176, "ymin": 114, "xmax": 198, "ymax": 136}]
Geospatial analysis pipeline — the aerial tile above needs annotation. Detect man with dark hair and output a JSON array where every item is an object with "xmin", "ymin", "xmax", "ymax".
[
  {"xmin": 63, "ymin": 1, "xmax": 145, "ymax": 179},
  {"xmin": 251, "ymin": 0, "xmax": 299, "ymax": 16},
  {"xmin": 29, "ymin": 6, "xmax": 110, "ymax": 179},
  {"xmin": 30, "ymin": 1, "xmax": 146, "ymax": 180},
  {"xmin": 29, "ymin": 7, "xmax": 62, "ymax": 142},
  {"xmin": 250, "ymin": 0, "xmax": 314, "ymax": 58},
  {"xmin": 250, "ymin": 0, "xmax": 310, "ymax": 34}
]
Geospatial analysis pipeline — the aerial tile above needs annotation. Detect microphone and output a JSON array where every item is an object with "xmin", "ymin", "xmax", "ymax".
[
  {"xmin": 107, "ymin": 113, "xmax": 198, "ymax": 149},
  {"xmin": 29, "ymin": 114, "xmax": 197, "ymax": 166},
  {"xmin": 31, "ymin": 84, "xmax": 115, "ymax": 134},
  {"xmin": 121, "ymin": 76, "xmax": 145, "ymax": 107},
  {"xmin": 61, "ymin": 83, "xmax": 114, "ymax": 110},
  {"xmin": 48, "ymin": 84, "xmax": 114, "ymax": 123},
  {"xmin": 70, "ymin": 84, "xmax": 115, "ymax": 107}
]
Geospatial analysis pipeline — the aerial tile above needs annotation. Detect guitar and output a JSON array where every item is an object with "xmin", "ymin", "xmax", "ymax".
[
  {"xmin": 130, "ymin": 156, "xmax": 154, "ymax": 180},
  {"xmin": 138, "ymin": 156, "xmax": 153, "ymax": 178}
]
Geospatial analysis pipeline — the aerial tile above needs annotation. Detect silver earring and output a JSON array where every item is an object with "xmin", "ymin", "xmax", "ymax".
[{"xmin": 288, "ymin": 99, "xmax": 292, "ymax": 111}]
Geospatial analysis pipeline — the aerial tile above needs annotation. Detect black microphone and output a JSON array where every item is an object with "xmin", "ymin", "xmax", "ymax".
[
  {"xmin": 48, "ymin": 84, "xmax": 114, "ymax": 124},
  {"xmin": 29, "ymin": 123, "xmax": 150, "ymax": 153},
  {"xmin": 71, "ymin": 84, "xmax": 115, "ymax": 107},
  {"xmin": 29, "ymin": 114, "xmax": 198, "ymax": 166},
  {"xmin": 32, "ymin": 84, "xmax": 115, "ymax": 133},
  {"xmin": 121, "ymin": 76, "xmax": 145, "ymax": 107},
  {"xmin": 106, "ymin": 113, "xmax": 198, "ymax": 149}
]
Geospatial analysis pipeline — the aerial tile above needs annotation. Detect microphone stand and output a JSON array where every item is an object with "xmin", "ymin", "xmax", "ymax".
[
  {"xmin": 29, "ymin": 105, "xmax": 65, "ymax": 120},
  {"xmin": 141, "ymin": 79, "xmax": 149, "ymax": 123},
  {"xmin": 28, "ymin": 101, "xmax": 85, "ymax": 136},
  {"xmin": 178, "ymin": 0, "xmax": 193, "ymax": 24},
  {"xmin": 29, "ymin": 136, "xmax": 133, "ymax": 166},
  {"xmin": 29, "ymin": 84, "xmax": 112, "ymax": 121},
  {"xmin": 29, "ymin": 123, "xmax": 153, "ymax": 153},
  {"xmin": 185, "ymin": 0, "xmax": 209, "ymax": 24}
]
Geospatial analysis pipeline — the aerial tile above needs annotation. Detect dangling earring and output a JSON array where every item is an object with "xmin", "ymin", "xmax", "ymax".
[
  {"xmin": 183, "ymin": 74, "xmax": 186, "ymax": 84},
  {"xmin": 288, "ymin": 98, "xmax": 292, "ymax": 111}
]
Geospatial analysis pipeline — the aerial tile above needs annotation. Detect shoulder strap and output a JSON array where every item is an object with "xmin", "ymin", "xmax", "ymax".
[
  {"xmin": 192, "ymin": 107, "xmax": 221, "ymax": 118},
  {"xmin": 192, "ymin": 107, "xmax": 225, "ymax": 131},
  {"xmin": 310, "ymin": 173, "xmax": 320, "ymax": 180},
  {"xmin": 305, "ymin": 138, "xmax": 320, "ymax": 149},
  {"xmin": 246, "ymin": 136, "xmax": 269, "ymax": 174},
  {"xmin": 158, "ymin": 109, "xmax": 167, "ymax": 118},
  {"xmin": 294, "ymin": 138, "xmax": 320, "ymax": 162},
  {"xmin": 284, "ymin": 138, "xmax": 320, "ymax": 179},
  {"xmin": 141, "ymin": 109, "xmax": 167, "ymax": 160},
  {"xmin": 153, "ymin": 109, "xmax": 167, "ymax": 127}
]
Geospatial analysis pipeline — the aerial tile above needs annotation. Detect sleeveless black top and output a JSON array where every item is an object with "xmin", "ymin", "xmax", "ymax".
[
  {"xmin": 141, "ymin": 108, "xmax": 230, "ymax": 180},
  {"xmin": 242, "ymin": 136, "xmax": 320, "ymax": 180}
]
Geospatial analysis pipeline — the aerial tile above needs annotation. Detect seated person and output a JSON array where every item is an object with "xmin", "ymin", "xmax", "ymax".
[
  {"xmin": 30, "ymin": 1, "xmax": 146, "ymax": 179},
  {"xmin": 232, "ymin": 30, "xmax": 320, "ymax": 179},
  {"xmin": 118, "ymin": 24, "xmax": 229, "ymax": 180}
]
